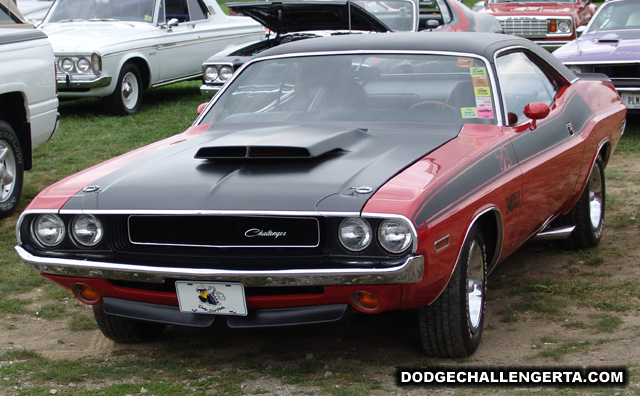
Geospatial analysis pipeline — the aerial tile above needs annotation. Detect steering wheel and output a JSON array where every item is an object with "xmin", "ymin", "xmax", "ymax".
[{"xmin": 409, "ymin": 100, "xmax": 457, "ymax": 112}]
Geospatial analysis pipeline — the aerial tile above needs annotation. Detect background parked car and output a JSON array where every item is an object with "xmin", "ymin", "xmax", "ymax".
[
  {"xmin": 201, "ymin": 0, "xmax": 502, "ymax": 95},
  {"xmin": 40, "ymin": 0, "xmax": 265, "ymax": 115},
  {"xmin": 0, "ymin": 0, "xmax": 58, "ymax": 217},
  {"xmin": 553, "ymin": 0, "xmax": 640, "ymax": 112},
  {"xmin": 476, "ymin": 0, "xmax": 596, "ymax": 51}
]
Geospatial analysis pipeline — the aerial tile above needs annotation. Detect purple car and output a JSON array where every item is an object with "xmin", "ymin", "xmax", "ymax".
[{"xmin": 553, "ymin": 0, "xmax": 640, "ymax": 111}]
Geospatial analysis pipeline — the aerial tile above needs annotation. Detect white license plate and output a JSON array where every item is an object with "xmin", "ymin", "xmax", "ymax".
[
  {"xmin": 621, "ymin": 93, "xmax": 640, "ymax": 109},
  {"xmin": 176, "ymin": 281, "xmax": 247, "ymax": 316}
]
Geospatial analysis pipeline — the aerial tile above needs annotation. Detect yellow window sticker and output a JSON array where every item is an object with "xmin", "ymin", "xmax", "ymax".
[
  {"xmin": 470, "ymin": 67, "xmax": 487, "ymax": 78},
  {"xmin": 461, "ymin": 107, "xmax": 478, "ymax": 119},
  {"xmin": 474, "ymin": 86, "xmax": 491, "ymax": 97},
  {"xmin": 145, "ymin": 15, "xmax": 152, "ymax": 22}
]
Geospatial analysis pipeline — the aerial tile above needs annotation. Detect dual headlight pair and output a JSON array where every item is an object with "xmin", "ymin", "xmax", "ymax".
[
  {"xmin": 57, "ymin": 53, "xmax": 101, "ymax": 75},
  {"xmin": 339, "ymin": 217, "xmax": 414, "ymax": 254},
  {"xmin": 32, "ymin": 214, "xmax": 103, "ymax": 248},
  {"xmin": 203, "ymin": 64, "xmax": 234, "ymax": 84}
]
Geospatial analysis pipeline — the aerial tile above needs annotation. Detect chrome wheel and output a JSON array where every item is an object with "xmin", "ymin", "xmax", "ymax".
[
  {"xmin": 121, "ymin": 71, "xmax": 140, "ymax": 111},
  {"xmin": 0, "ymin": 140, "xmax": 16, "ymax": 203},
  {"xmin": 588, "ymin": 166, "xmax": 603, "ymax": 231},
  {"xmin": 466, "ymin": 239, "xmax": 485, "ymax": 333}
]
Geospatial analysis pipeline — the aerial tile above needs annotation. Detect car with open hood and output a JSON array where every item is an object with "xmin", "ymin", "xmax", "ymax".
[
  {"xmin": 476, "ymin": 0, "xmax": 596, "ymax": 51},
  {"xmin": 16, "ymin": 32, "xmax": 626, "ymax": 357},
  {"xmin": 553, "ymin": 0, "xmax": 640, "ymax": 112},
  {"xmin": 39, "ymin": 0, "xmax": 266, "ymax": 115},
  {"xmin": 200, "ymin": 0, "xmax": 503, "ymax": 96}
]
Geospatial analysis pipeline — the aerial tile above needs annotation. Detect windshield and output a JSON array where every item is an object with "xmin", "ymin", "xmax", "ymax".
[
  {"xmin": 354, "ymin": 0, "xmax": 415, "ymax": 31},
  {"xmin": 200, "ymin": 53, "xmax": 496, "ymax": 126},
  {"xmin": 587, "ymin": 1, "xmax": 640, "ymax": 32},
  {"xmin": 47, "ymin": 0, "xmax": 155, "ymax": 22},
  {"xmin": 490, "ymin": 0, "xmax": 578, "ymax": 3}
]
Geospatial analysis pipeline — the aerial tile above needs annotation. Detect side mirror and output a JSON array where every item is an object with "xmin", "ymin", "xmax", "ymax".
[
  {"xmin": 166, "ymin": 18, "xmax": 179, "ymax": 31},
  {"xmin": 576, "ymin": 25, "xmax": 586, "ymax": 37},
  {"xmin": 523, "ymin": 102, "xmax": 550, "ymax": 130},
  {"xmin": 197, "ymin": 102, "xmax": 208, "ymax": 115},
  {"xmin": 427, "ymin": 19, "xmax": 440, "ymax": 29}
]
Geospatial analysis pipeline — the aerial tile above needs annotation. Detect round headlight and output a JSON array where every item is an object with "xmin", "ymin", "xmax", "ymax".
[
  {"xmin": 60, "ymin": 58, "xmax": 74, "ymax": 72},
  {"xmin": 339, "ymin": 218, "xmax": 372, "ymax": 252},
  {"xmin": 219, "ymin": 65, "xmax": 234, "ymax": 81},
  {"xmin": 204, "ymin": 66, "xmax": 219, "ymax": 82},
  {"xmin": 77, "ymin": 57, "xmax": 91, "ymax": 72},
  {"xmin": 33, "ymin": 214, "xmax": 66, "ymax": 247},
  {"xmin": 71, "ymin": 214, "xmax": 103, "ymax": 247},
  {"xmin": 558, "ymin": 20, "xmax": 570, "ymax": 33},
  {"xmin": 378, "ymin": 218, "xmax": 413, "ymax": 254}
]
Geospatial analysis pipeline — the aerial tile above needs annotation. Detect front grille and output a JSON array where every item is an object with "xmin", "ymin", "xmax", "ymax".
[
  {"xmin": 499, "ymin": 19, "xmax": 548, "ymax": 37},
  {"xmin": 128, "ymin": 215, "xmax": 320, "ymax": 248}
]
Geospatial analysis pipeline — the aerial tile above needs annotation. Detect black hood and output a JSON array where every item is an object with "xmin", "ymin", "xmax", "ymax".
[
  {"xmin": 61, "ymin": 122, "xmax": 460, "ymax": 213},
  {"xmin": 226, "ymin": 0, "xmax": 392, "ymax": 34}
]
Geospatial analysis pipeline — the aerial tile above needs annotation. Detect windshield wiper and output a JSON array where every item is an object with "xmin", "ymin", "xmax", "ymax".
[
  {"xmin": 57, "ymin": 19, "xmax": 85, "ymax": 23},
  {"xmin": 88, "ymin": 18, "xmax": 120, "ymax": 22}
]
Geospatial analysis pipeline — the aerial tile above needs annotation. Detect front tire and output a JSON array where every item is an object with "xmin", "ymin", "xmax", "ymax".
[
  {"xmin": 565, "ymin": 156, "xmax": 605, "ymax": 249},
  {"xmin": 102, "ymin": 63, "xmax": 143, "ymax": 115},
  {"xmin": 418, "ymin": 225, "xmax": 487, "ymax": 358},
  {"xmin": 0, "ymin": 121, "xmax": 24, "ymax": 218},
  {"xmin": 93, "ymin": 305, "xmax": 165, "ymax": 343}
]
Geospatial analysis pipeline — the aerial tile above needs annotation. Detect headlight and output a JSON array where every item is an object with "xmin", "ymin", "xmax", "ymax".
[
  {"xmin": 204, "ymin": 66, "xmax": 219, "ymax": 82},
  {"xmin": 378, "ymin": 218, "xmax": 413, "ymax": 254},
  {"xmin": 33, "ymin": 214, "xmax": 66, "ymax": 247},
  {"xmin": 60, "ymin": 58, "xmax": 74, "ymax": 72},
  {"xmin": 558, "ymin": 20, "xmax": 571, "ymax": 33},
  {"xmin": 91, "ymin": 53, "xmax": 101, "ymax": 74},
  {"xmin": 77, "ymin": 57, "xmax": 91, "ymax": 72},
  {"xmin": 71, "ymin": 214, "xmax": 103, "ymax": 247},
  {"xmin": 219, "ymin": 65, "xmax": 234, "ymax": 81},
  {"xmin": 339, "ymin": 218, "xmax": 372, "ymax": 252}
]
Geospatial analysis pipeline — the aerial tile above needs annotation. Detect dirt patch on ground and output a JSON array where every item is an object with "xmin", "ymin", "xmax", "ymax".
[{"xmin": 2, "ymin": 149, "xmax": 639, "ymax": 394}]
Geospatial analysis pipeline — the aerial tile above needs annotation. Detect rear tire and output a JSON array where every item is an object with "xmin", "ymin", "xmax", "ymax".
[
  {"xmin": 93, "ymin": 305, "xmax": 165, "ymax": 343},
  {"xmin": 0, "ymin": 121, "xmax": 24, "ymax": 218},
  {"xmin": 102, "ymin": 63, "xmax": 143, "ymax": 115},
  {"xmin": 418, "ymin": 225, "xmax": 487, "ymax": 357},
  {"xmin": 565, "ymin": 156, "xmax": 605, "ymax": 249}
]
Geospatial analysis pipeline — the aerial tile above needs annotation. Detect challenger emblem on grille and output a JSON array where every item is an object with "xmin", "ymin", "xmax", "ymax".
[{"xmin": 244, "ymin": 228, "xmax": 287, "ymax": 238}]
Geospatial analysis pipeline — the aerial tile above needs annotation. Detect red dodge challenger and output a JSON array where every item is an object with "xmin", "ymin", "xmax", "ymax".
[{"xmin": 16, "ymin": 32, "xmax": 626, "ymax": 358}]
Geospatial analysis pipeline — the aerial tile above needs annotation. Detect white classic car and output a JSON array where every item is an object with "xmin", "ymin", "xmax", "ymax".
[{"xmin": 40, "ymin": 0, "xmax": 265, "ymax": 115}]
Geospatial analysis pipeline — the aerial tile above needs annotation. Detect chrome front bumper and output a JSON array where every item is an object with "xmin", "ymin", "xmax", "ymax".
[
  {"xmin": 15, "ymin": 246, "xmax": 424, "ymax": 287},
  {"xmin": 57, "ymin": 74, "xmax": 112, "ymax": 89}
]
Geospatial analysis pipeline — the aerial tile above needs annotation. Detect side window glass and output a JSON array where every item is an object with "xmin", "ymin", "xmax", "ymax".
[
  {"xmin": 187, "ymin": 0, "xmax": 208, "ymax": 20},
  {"xmin": 495, "ymin": 51, "xmax": 557, "ymax": 124},
  {"xmin": 165, "ymin": 0, "xmax": 189, "ymax": 22}
]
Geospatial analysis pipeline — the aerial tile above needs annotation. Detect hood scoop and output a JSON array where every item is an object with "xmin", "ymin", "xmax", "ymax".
[
  {"xmin": 195, "ymin": 126, "xmax": 368, "ymax": 159},
  {"xmin": 597, "ymin": 33, "xmax": 620, "ymax": 44}
]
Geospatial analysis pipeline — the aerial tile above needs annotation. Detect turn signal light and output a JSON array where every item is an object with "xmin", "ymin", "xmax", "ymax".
[
  {"xmin": 73, "ymin": 283, "xmax": 100, "ymax": 303},
  {"xmin": 550, "ymin": 20, "xmax": 557, "ymax": 32},
  {"xmin": 352, "ymin": 291, "xmax": 380, "ymax": 311}
]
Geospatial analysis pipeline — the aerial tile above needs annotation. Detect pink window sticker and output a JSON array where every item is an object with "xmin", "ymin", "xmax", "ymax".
[
  {"xmin": 460, "ymin": 107, "xmax": 478, "ymax": 119},
  {"xmin": 477, "ymin": 108, "xmax": 495, "ymax": 119}
]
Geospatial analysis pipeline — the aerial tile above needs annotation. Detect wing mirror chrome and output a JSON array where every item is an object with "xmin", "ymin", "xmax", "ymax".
[
  {"xmin": 523, "ymin": 102, "xmax": 550, "ymax": 130},
  {"xmin": 166, "ymin": 18, "xmax": 179, "ymax": 32}
]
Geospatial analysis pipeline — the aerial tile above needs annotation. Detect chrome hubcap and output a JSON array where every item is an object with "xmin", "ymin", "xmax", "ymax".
[
  {"xmin": 466, "ymin": 239, "xmax": 484, "ymax": 333},
  {"xmin": 588, "ymin": 165, "xmax": 603, "ymax": 230},
  {"xmin": 0, "ymin": 141, "xmax": 16, "ymax": 202},
  {"xmin": 121, "ymin": 72, "xmax": 139, "ymax": 110}
]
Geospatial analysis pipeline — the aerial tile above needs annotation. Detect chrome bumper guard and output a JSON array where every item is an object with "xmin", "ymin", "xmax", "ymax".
[{"xmin": 15, "ymin": 246, "xmax": 424, "ymax": 286}]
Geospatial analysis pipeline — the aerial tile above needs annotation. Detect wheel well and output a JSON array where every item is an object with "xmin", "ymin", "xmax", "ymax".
[
  {"xmin": 0, "ymin": 92, "xmax": 32, "ymax": 170},
  {"xmin": 124, "ymin": 57, "xmax": 151, "ymax": 90},
  {"xmin": 598, "ymin": 141, "xmax": 612, "ymax": 168},
  {"xmin": 0, "ymin": 92, "xmax": 27, "ymax": 134},
  {"xmin": 474, "ymin": 210, "xmax": 501, "ymax": 273}
]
